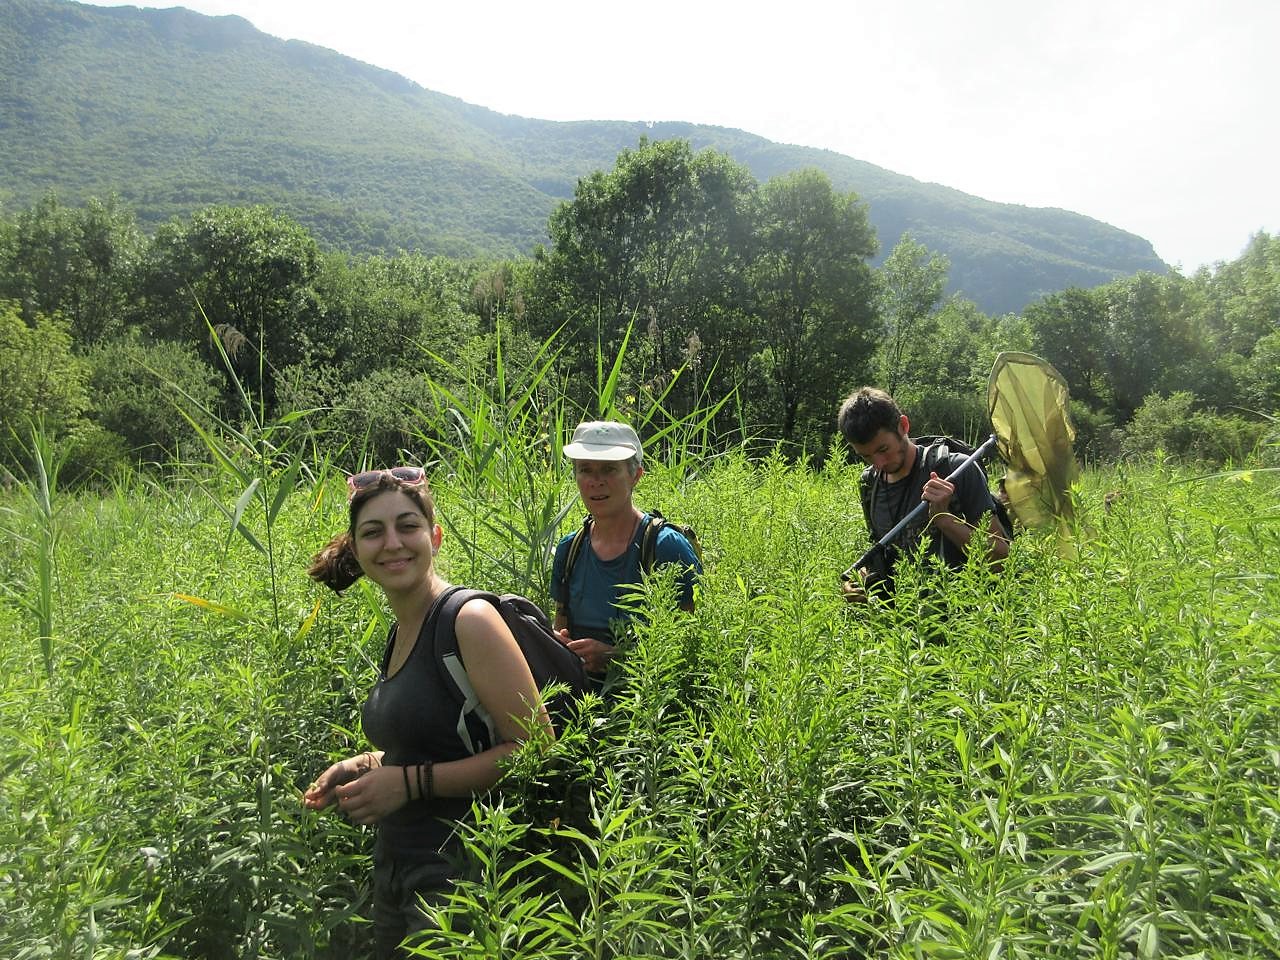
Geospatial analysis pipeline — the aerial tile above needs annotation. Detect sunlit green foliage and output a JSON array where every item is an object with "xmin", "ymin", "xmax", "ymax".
[
  {"xmin": 3, "ymin": 7, "xmax": 1277, "ymax": 953},
  {"xmin": 0, "ymin": 300, "xmax": 89, "ymax": 466},
  {"xmin": 1, "ymin": 414, "xmax": 1277, "ymax": 957},
  {"xmin": 0, "ymin": 184, "xmax": 1277, "ymax": 486}
]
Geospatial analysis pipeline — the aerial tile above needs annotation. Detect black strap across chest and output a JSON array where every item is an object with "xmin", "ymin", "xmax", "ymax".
[{"xmin": 866, "ymin": 444, "xmax": 936, "ymax": 531}]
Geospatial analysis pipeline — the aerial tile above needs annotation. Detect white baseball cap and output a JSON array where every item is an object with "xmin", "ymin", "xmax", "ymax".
[{"xmin": 562, "ymin": 421, "xmax": 643, "ymax": 461}]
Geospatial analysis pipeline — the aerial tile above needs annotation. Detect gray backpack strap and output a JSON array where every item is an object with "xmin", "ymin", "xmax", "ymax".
[{"xmin": 433, "ymin": 587, "xmax": 499, "ymax": 756}]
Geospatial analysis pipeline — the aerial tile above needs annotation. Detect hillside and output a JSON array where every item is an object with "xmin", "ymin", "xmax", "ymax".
[{"xmin": 0, "ymin": 0, "xmax": 1168, "ymax": 313}]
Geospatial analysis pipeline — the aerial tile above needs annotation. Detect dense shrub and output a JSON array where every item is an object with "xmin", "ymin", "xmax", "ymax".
[
  {"xmin": 0, "ymin": 301, "xmax": 89, "ymax": 473},
  {"xmin": 1068, "ymin": 399, "xmax": 1120, "ymax": 465},
  {"xmin": 84, "ymin": 331, "xmax": 223, "ymax": 465},
  {"xmin": 305, "ymin": 365, "xmax": 437, "ymax": 467},
  {"xmin": 1120, "ymin": 391, "xmax": 1269, "ymax": 464}
]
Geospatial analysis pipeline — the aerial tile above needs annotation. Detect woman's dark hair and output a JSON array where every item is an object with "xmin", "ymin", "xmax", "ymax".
[
  {"xmin": 306, "ymin": 474, "xmax": 437, "ymax": 593},
  {"xmin": 838, "ymin": 387, "xmax": 904, "ymax": 446}
]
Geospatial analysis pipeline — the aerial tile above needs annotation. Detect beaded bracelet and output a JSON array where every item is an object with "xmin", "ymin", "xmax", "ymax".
[
  {"xmin": 424, "ymin": 761, "xmax": 435, "ymax": 802},
  {"xmin": 401, "ymin": 764, "xmax": 411, "ymax": 803}
]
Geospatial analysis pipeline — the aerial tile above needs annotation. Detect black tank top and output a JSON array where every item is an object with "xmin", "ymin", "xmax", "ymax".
[{"xmin": 361, "ymin": 593, "xmax": 474, "ymax": 858}]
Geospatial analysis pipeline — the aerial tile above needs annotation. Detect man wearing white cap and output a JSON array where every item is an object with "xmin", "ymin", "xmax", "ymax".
[{"xmin": 551, "ymin": 420, "xmax": 701, "ymax": 686}]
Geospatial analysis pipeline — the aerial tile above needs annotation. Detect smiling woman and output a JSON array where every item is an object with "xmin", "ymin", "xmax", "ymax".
[{"xmin": 303, "ymin": 468, "xmax": 553, "ymax": 958}]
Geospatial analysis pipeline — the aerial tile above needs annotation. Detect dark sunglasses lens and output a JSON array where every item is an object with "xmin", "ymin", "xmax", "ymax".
[
  {"xmin": 350, "ymin": 471, "xmax": 382, "ymax": 489},
  {"xmin": 389, "ymin": 467, "xmax": 424, "ymax": 483}
]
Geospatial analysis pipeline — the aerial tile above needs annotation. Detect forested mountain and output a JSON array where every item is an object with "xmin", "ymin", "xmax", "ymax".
[{"xmin": 1, "ymin": 0, "xmax": 1166, "ymax": 314}]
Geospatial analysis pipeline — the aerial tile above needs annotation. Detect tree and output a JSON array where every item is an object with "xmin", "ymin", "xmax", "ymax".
[
  {"xmin": 135, "ymin": 205, "xmax": 321, "ymax": 406},
  {"xmin": 1100, "ymin": 272, "xmax": 1203, "ymax": 422},
  {"xmin": 874, "ymin": 234, "xmax": 949, "ymax": 397},
  {"xmin": 1023, "ymin": 286, "xmax": 1110, "ymax": 409},
  {"xmin": 0, "ymin": 301, "xmax": 89, "ymax": 471},
  {"xmin": 904, "ymin": 298, "xmax": 1003, "ymax": 440},
  {"xmin": 532, "ymin": 138, "xmax": 755, "ymax": 414},
  {"xmin": 0, "ymin": 192, "xmax": 141, "ymax": 344},
  {"xmin": 746, "ymin": 169, "xmax": 878, "ymax": 447},
  {"xmin": 1199, "ymin": 231, "xmax": 1280, "ymax": 356}
]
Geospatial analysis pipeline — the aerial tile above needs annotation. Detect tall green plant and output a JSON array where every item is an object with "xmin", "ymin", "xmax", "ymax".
[
  {"xmin": 1, "ymin": 420, "xmax": 66, "ymax": 676},
  {"xmin": 164, "ymin": 299, "xmax": 317, "ymax": 634},
  {"xmin": 413, "ymin": 318, "xmax": 735, "ymax": 601},
  {"xmin": 409, "ymin": 320, "xmax": 573, "ymax": 599}
]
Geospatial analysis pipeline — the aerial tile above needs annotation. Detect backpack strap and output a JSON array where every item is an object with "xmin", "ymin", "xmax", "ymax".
[
  {"xmin": 638, "ymin": 510, "xmax": 667, "ymax": 575},
  {"xmin": 431, "ymin": 586, "xmax": 499, "ymax": 756},
  {"xmin": 434, "ymin": 587, "xmax": 586, "ymax": 740},
  {"xmin": 558, "ymin": 515, "xmax": 593, "ymax": 604},
  {"xmin": 557, "ymin": 515, "xmax": 594, "ymax": 639},
  {"xmin": 919, "ymin": 439, "xmax": 946, "ymax": 477},
  {"xmin": 859, "ymin": 466, "xmax": 876, "ymax": 533}
]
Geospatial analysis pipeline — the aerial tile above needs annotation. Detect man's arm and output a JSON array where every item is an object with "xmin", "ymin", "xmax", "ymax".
[
  {"xmin": 922, "ymin": 472, "xmax": 1010, "ymax": 571},
  {"xmin": 930, "ymin": 510, "xmax": 1009, "ymax": 570}
]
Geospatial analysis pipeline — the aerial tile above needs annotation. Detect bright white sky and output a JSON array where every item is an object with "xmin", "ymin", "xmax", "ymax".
[{"xmin": 86, "ymin": 0, "xmax": 1279, "ymax": 272}]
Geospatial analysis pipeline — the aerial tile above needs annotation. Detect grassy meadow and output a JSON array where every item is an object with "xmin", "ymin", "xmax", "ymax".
[{"xmin": 1, "ymin": 438, "xmax": 1278, "ymax": 958}]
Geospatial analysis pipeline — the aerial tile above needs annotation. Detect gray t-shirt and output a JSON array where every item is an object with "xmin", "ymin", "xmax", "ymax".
[{"xmin": 362, "ymin": 598, "xmax": 473, "ymax": 860}]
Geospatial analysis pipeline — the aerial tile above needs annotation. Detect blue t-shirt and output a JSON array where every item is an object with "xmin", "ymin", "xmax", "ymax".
[{"xmin": 551, "ymin": 513, "xmax": 700, "ymax": 643}]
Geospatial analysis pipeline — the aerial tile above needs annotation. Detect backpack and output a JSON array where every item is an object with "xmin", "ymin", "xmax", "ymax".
[
  {"xmin": 859, "ymin": 436, "xmax": 1015, "ymax": 546},
  {"xmin": 559, "ymin": 509, "xmax": 702, "ymax": 600},
  {"xmin": 430, "ymin": 586, "xmax": 587, "ymax": 755}
]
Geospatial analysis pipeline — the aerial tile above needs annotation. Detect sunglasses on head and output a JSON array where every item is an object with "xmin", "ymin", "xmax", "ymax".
[{"xmin": 346, "ymin": 466, "xmax": 427, "ymax": 499}]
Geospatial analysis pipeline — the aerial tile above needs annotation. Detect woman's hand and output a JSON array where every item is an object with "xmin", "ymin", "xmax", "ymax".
[
  {"xmin": 303, "ymin": 752, "xmax": 390, "ymax": 821},
  {"xmin": 329, "ymin": 765, "xmax": 409, "ymax": 825},
  {"xmin": 303, "ymin": 755, "xmax": 363, "ymax": 810}
]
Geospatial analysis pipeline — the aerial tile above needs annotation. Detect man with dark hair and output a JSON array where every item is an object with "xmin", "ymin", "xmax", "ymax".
[{"xmin": 838, "ymin": 387, "xmax": 1009, "ymax": 600}]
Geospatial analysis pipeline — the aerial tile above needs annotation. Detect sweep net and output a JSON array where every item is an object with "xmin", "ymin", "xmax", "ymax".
[{"xmin": 987, "ymin": 351, "xmax": 1079, "ymax": 536}]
